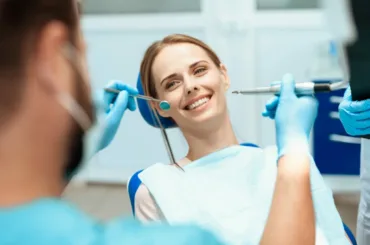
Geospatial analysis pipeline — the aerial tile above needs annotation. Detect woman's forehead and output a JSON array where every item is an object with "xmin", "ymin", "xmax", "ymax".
[{"xmin": 152, "ymin": 43, "xmax": 211, "ymax": 78}]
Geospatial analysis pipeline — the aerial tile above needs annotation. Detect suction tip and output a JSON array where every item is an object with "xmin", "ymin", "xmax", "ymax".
[
  {"xmin": 231, "ymin": 91, "xmax": 239, "ymax": 94},
  {"xmin": 159, "ymin": 101, "xmax": 171, "ymax": 111}
]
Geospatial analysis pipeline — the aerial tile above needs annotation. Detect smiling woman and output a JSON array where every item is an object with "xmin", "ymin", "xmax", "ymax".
[
  {"xmin": 140, "ymin": 34, "xmax": 232, "ymax": 140},
  {"xmin": 133, "ymin": 34, "xmax": 351, "ymax": 245}
]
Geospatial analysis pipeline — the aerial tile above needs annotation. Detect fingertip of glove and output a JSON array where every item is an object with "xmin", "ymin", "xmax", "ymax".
[
  {"xmin": 129, "ymin": 104, "xmax": 137, "ymax": 111},
  {"xmin": 130, "ymin": 88, "xmax": 139, "ymax": 95},
  {"xmin": 106, "ymin": 79, "xmax": 122, "ymax": 88},
  {"xmin": 262, "ymin": 111, "xmax": 272, "ymax": 118},
  {"xmin": 115, "ymin": 90, "xmax": 129, "ymax": 103},
  {"xmin": 266, "ymin": 96, "xmax": 279, "ymax": 108},
  {"xmin": 282, "ymin": 73, "xmax": 294, "ymax": 83},
  {"xmin": 280, "ymin": 73, "xmax": 296, "ymax": 95}
]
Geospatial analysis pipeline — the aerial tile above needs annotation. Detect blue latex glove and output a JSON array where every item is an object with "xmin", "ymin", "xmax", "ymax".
[
  {"xmin": 262, "ymin": 74, "xmax": 318, "ymax": 157},
  {"xmin": 97, "ymin": 80, "xmax": 138, "ymax": 152},
  {"xmin": 339, "ymin": 86, "xmax": 370, "ymax": 136}
]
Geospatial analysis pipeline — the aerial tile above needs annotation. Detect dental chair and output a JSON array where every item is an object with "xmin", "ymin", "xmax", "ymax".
[{"xmin": 127, "ymin": 75, "xmax": 357, "ymax": 245}]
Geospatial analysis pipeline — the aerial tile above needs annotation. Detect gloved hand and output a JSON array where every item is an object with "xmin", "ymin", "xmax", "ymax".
[
  {"xmin": 262, "ymin": 74, "xmax": 318, "ymax": 158},
  {"xmin": 339, "ymin": 86, "xmax": 370, "ymax": 136},
  {"xmin": 97, "ymin": 80, "xmax": 138, "ymax": 152}
]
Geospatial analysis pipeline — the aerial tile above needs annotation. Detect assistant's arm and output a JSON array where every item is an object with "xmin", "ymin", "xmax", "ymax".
[
  {"xmin": 260, "ymin": 154, "xmax": 314, "ymax": 245},
  {"xmin": 260, "ymin": 74, "xmax": 317, "ymax": 245}
]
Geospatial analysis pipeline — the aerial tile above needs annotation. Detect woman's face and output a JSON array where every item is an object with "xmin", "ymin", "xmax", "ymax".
[{"xmin": 151, "ymin": 43, "xmax": 230, "ymax": 128}]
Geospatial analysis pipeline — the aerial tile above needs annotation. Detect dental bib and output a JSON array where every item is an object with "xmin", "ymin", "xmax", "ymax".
[{"xmin": 139, "ymin": 145, "xmax": 349, "ymax": 245}]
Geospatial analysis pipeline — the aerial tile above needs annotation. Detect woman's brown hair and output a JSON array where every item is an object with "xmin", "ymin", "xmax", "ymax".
[{"xmin": 140, "ymin": 34, "xmax": 222, "ymax": 99}]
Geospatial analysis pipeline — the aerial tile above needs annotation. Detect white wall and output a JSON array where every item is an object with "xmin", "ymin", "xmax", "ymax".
[
  {"xmin": 256, "ymin": 28, "xmax": 332, "ymax": 147},
  {"xmin": 257, "ymin": 0, "xmax": 318, "ymax": 9},
  {"xmin": 83, "ymin": 0, "xmax": 201, "ymax": 14}
]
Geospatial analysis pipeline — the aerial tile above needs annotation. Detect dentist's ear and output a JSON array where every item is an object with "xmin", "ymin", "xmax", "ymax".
[
  {"xmin": 219, "ymin": 63, "xmax": 230, "ymax": 91},
  {"xmin": 36, "ymin": 21, "xmax": 69, "ymax": 93},
  {"xmin": 61, "ymin": 43, "xmax": 77, "ymax": 62}
]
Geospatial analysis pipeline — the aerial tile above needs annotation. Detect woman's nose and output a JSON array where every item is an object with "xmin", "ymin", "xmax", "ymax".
[
  {"xmin": 184, "ymin": 78, "xmax": 200, "ymax": 95},
  {"xmin": 186, "ymin": 85, "xmax": 200, "ymax": 95}
]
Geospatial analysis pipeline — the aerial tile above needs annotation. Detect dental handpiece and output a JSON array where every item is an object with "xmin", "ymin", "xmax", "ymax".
[
  {"xmin": 104, "ymin": 87, "xmax": 171, "ymax": 111},
  {"xmin": 231, "ymin": 81, "xmax": 347, "ymax": 96}
]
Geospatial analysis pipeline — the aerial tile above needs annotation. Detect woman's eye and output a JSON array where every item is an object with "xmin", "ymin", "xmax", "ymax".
[
  {"xmin": 166, "ymin": 81, "xmax": 177, "ymax": 89},
  {"xmin": 194, "ymin": 67, "xmax": 207, "ymax": 75}
]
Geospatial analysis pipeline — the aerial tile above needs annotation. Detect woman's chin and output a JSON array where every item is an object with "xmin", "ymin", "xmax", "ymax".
[{"xmin": 183, "ymin": 109, "xmax": 223, "ymax": 128}]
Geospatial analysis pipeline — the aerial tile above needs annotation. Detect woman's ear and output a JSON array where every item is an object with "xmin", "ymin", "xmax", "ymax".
[
  {"xmin": 151, "ymin": 101, "xmax": 171, "ymax": 118},
  {"xmin": 219, "ymin": 63, "xmax": 230, "ymax": 91}
]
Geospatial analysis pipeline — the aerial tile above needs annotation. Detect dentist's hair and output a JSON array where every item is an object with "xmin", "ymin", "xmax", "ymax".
[
  {"xmin": 0, "ymin": 0, "xmax": 81, "ymax": 123},
  {"xmin": 140, "ymin": 34, "xmax": 222, "ymax": 99}
]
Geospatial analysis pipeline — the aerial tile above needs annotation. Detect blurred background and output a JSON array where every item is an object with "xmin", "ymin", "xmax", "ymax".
[{"xmin": 65, "ymin": 0, "xmax": 360, "ymax": 233}]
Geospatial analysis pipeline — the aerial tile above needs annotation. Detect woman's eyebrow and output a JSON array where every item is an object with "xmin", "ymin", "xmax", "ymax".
[
  {"xmin": 189, "ymin": 60, "xmax": 208, "ymax": 69},
  {"xmin": 160, "ymin": 60, "xmax": 209, "ymax": 85},
  {"xmin": 160, "ymin": 73, "xmax": 178, "ymax": 86}
]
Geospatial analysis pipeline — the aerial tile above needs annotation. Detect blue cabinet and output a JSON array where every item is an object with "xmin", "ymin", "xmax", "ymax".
[{"xmin": 313, "ymin": 89, "xmax": 361, "ymax": 175}]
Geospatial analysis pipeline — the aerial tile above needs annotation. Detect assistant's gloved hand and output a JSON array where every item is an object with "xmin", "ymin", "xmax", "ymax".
[
  {"xmin": 339, "ymin": 86, "xmax": 370, "ymax": 136},
  {"xmin": 97, "ymin": 80, "xmax": 138, "ymax": 152},
  {"xmin": 262, "ymin": 74, "xmax": 318, "ymax": 158}
]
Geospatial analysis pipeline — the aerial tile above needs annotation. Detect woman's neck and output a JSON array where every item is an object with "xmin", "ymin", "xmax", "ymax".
[{"xmin": 182, "ymin": 115, "xmax": 239, "ymax": 162}]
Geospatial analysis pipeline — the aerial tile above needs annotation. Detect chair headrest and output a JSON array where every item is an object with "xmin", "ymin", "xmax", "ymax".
[{"xmin": 136, "ymin": 74, "xmax": 177, "ymax": 129}]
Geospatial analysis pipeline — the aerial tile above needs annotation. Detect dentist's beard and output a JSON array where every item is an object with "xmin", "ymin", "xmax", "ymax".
[
  {"xmin": 64, "ymin": 123, "xmax": 84, "ymax": 180},
  {"xmin": 63, "ymin": 68, "xmax": 94, "ymax": 180}
]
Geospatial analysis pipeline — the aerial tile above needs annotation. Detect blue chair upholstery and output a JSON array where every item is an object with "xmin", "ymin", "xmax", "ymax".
[
  {"xmin": 127, "ymin": 169, "xmax": 143, "ymax": 217},
  {"xmin": 136, "ymin": 73, "xmax": 177, "ymax": 128},
  {"xmin": 132, "ymin": 74, "xmax": 356, "ymax": 244},
  {"xmin": 344, "ymin": 223, "xmax": 357, "ymax": 245}
]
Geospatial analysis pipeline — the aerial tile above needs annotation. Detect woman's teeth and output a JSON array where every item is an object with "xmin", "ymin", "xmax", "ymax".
[{"xmin": 186, "ymin": 97, "xmax": 210, "ymax": 110}]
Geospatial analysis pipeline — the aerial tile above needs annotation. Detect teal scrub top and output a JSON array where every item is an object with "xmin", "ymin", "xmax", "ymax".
[{"xmin": 0, "ymin": 198, "xmax": 223, "ymax": 245}]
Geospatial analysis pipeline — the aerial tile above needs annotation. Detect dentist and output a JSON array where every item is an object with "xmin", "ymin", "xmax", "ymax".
[{"xmin": 0, "ymin": 0, "xmax": 319, "ymax": 244}]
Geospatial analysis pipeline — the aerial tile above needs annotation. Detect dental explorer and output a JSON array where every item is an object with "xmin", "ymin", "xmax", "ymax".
[{"xmin": 104, "ymin": 87, "xmax": 171, "ymax": 111}]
